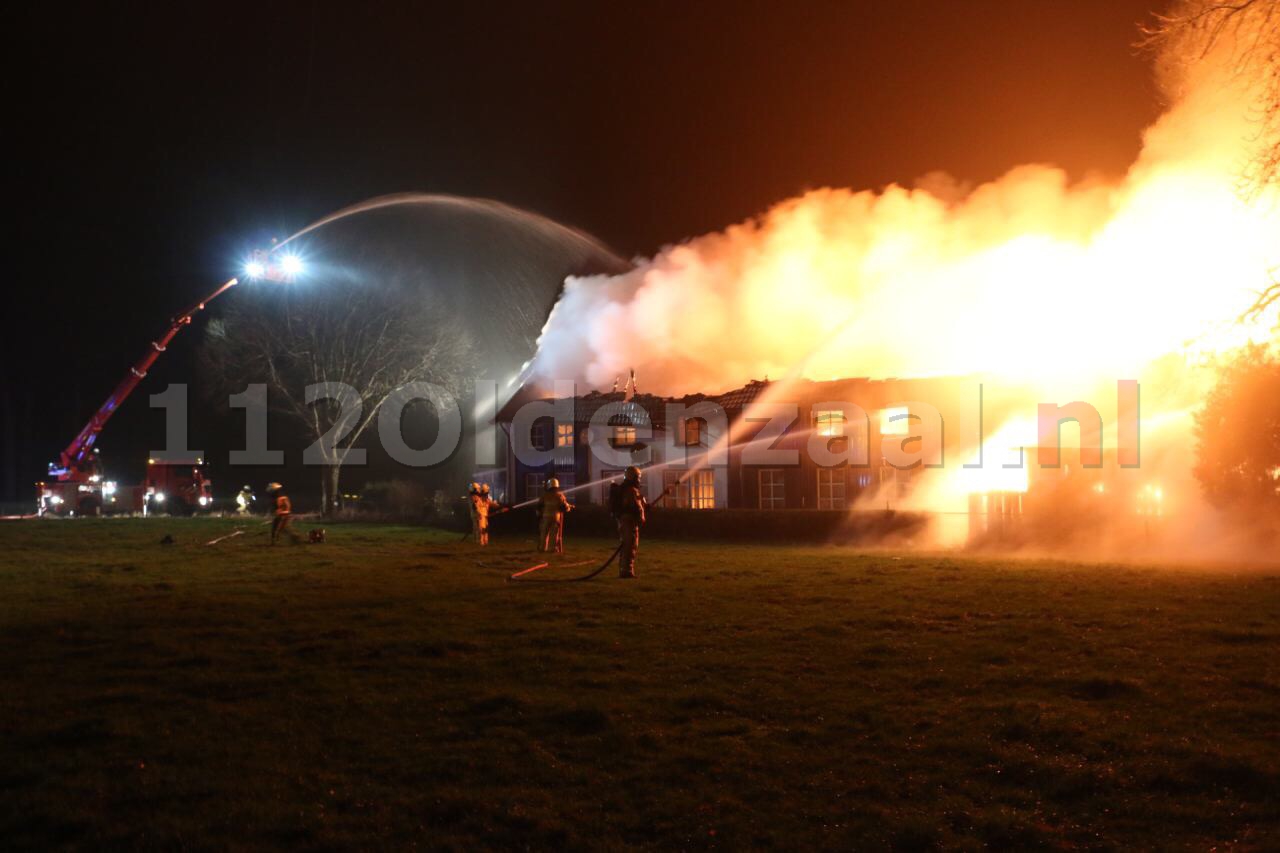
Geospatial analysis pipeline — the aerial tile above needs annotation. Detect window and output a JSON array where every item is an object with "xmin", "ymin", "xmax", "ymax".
[
  {"xmin": 880, "ymin": 464, "xmax": 912, "ymax": 487},
  {"xmin": 817, "ymin": 468, "xmax": 846, "ymax": 509},
  {"xmin": 814, "ymin": 409, "xmax": 845, "ymax": 437},
  {"xmin": 611, "ymin": 424, "xmax": 637, "ymax": 447},
  {"xmin": 689, "ymin": 469, "xmax": 715, "ymax": 509},
  {"xmin": 759, "ymin": 469, "xmax": 786, "ymax": 510},
  {"xmin": 663, "ymin": 470, "xmax": 690, "ymax": 508},
  {"xmin": 880, "ymin": 406, "xmax": 910, "ymax": 436},
  {"xmin": 525, "ymin": 473, "xmax": 546, "ymax": 501},
  {"xmin": 530, "ymin": 420, "xmax": 550, "ymax": 450},
  {"xmin": 556, "ymin": 423, "xmax": 575, "ymax": 447},
  {"xmin": 847, "ymin": 418, "xmax": 869, "ymax": 451},
  {"xmin": 557, "ymin": 471, "xmax": 576, "ymax": 503},
  {"xmin": 601, "ymin": 469, "xmax": 624, "ymax": 503},
  {"xmin": 684, "ymin": 417, "xmax": 705, "ymax": 447}
]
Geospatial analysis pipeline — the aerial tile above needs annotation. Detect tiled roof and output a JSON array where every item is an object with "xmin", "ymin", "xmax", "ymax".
[
  {"xmin": 497, "ymin": 375, "xmax": 954, "ymax": 425},
  {"xmin": 571, "ymin": 391, "xmax": 672, "ymax": 429},
  {"xmin": 712, "ymin": 379, "xmax": 772, "ymax": 409}
]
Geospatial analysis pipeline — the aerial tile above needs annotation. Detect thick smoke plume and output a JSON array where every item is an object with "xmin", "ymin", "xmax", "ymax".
[
  {"xmin": 529, "ymin": 12, "xmax": 1278, "ymax": 398},
  {"xmin": 523, "ymin": 7, "xmax": 1278, "ymax": 559}
]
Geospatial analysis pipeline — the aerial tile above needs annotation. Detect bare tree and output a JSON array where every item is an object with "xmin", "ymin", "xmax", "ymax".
[
  {"xmin": 202, "ymin": 269, "xmax": 473, "ymax": 516},
  {"xmin": 1146, "ymin": 0, "xmax": 1280, "ymax": 318},
  {"xmin": 1194, "ymin": 344, "xmax": 1280, "ymax": 535}
]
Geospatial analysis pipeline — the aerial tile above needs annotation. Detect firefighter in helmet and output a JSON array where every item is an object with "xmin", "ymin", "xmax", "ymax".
[
  {"xmin": 615, "ymin": 465, "xmax": 646, "ymax": 578},
  {"xmin": 267, "ymin": 482, "xmax": 302, "ymax": 545},
  {"xmin": 467, "ymin": 483, "xmax": 484, "ymax": 544},
  {"xmin": 469, "ymin": 482, "xmax": 502, "ymax": 546},
  {"xmin": 235, "ymin": 484, "xmax": 255, "ymax": 516},
  {"xmin": 538, "ymin": 476, "xmax": 573, "ymax": 554},
  {"xmin": 481, "ymin": 484, "xmax": 505, "ymax": 539}
]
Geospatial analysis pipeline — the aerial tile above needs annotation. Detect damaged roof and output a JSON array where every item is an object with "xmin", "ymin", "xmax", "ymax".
[{"xmin": 496, "ymin": 375, "xmax": 952, "ymax": 425}]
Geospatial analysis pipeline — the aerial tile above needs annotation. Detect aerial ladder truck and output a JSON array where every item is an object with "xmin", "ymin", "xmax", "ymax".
[{"xmin": 36, "ymin": 250, "xmax": 299, "ymax": 516}]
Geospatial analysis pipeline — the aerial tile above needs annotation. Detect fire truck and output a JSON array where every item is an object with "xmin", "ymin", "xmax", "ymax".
[
  {"xmin": 36, "ymin": 249, "xmax": 300, "ymax": 516},
  {"xmin": 37, "ymin": 454, "xmax": 214, "ymax": 517}
]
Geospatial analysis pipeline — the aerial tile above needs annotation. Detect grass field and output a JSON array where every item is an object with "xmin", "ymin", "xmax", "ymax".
[{"xmin": 1, "ymin": 518, "xmax": 1276, "ymax": 850}]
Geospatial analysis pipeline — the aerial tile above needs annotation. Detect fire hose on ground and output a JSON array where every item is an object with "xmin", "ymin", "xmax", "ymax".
[
  {"xmin": 505, "ymin": 485, "xmax": 671, "ymax": 583},
  {"xmin": 505, "ymin": 542, "xmax": 625, "ymax": 583}
]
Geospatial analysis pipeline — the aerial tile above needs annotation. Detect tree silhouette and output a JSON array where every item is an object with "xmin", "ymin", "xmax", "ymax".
[
  {"xmin": 202, "ymin": 267, "xmax": 473, "ymax": 516},
  {"xmin": 1193, "ymin": 345, "xmax": 1280, "ymax": 529}
]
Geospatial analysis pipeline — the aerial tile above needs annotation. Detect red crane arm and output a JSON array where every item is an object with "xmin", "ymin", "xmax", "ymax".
[{"xmin": 52, "ymin": 277, "xmax": 241, "ymax": 481}]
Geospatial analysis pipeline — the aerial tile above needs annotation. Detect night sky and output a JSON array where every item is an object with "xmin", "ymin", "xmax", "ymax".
[{"xmin": 3, "ymin": 0, "xmax": 1166, "ymax": 504}]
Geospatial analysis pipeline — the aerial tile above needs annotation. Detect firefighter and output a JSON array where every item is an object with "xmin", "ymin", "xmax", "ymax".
[
  {"xmin": 480, "ymin": 483, "xmax": 506, "ymax": 543},
  {"xmin": 235, "ymin": 484, "xmax": 255, "ymax": 516},
  {"xmin": 538, "ymin": 477, "xmax": 573, "ymax": 554},
  {"xmin": 467, "ymin": 483, "xmax": 483, "ymax": 543},
  {"xmin": 616, "ymin": 465, "xmax": 646, "ymax": 578},
  {"xmin": 469, "ymin": 482, "xmax": 501, "ymax": 546},
  {"xmin": 267, "ymin": 482, "xmax": 302, "ymax": 545}
]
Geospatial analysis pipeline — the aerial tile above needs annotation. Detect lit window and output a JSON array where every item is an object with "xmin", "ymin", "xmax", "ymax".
[
  {"xmin": 814, "ymin": 409, "xmax": 845, "ymax": 437},
  {"xmin": 556, "ymin": 423, "xmax": 575, "ymax": 447},
  {"xmin": 817, "ymin": 468, "xmax": 846, "ymax": 510},
  {"xmin": 611, "ymin": 424, "xmax": 637, "ymax": 446},
  {"xmin": 663, "ymin": 470, "xmax": 690, "ymax": 508},
  {"xmin": 689, "ymin": 469, "xmax": 715, "ymax": 509},
  {"xmin": 759, "ymin": 469, "xmax": 786, "ymax": 510},
  {"xmin": 684, "ymin": 417, "xmax": 705, "ymax": 447},
  {"xmin": 880, "ymin": 406, "xmax": 910, "ymax": 436}
]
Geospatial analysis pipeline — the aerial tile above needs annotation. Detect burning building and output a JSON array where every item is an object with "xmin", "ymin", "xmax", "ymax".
[
  {"xmin": 479, "ymin": 370, "xmax": 1212, "ymax": 552},
  {"xmin": 489, "ymin": 376, "xmax": 965, "ymax": 510},
  {"xmin": 491, "ymin": 3, "xmax": 1278, "ymax": 555}
]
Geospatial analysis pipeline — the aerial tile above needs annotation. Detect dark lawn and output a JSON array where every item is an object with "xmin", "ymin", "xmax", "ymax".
[{"xmin": 0, "ymin": 518, "xmax": 1276, "ymax": 850}]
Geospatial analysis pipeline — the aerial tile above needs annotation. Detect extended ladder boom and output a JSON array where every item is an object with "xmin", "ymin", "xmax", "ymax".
[{"xmin": 51, "ymin": 277, "xmax": 240, "ymax": 480}]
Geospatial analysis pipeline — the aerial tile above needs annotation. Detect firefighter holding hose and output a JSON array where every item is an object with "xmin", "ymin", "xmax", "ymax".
[
  {"xmin": 467, "ymin": 483, "xmax": 485, "ymax": 545},
  {"xmin": 537, "ymin": 477, "xmax": 573, "ymax": 554},
  {"xmin": 614, "ymin": 465, "xmax": 646, "ymax": 579},
  {"xmin": 267, "ymin": 482, "xmax": 302, "ymax": 545}
]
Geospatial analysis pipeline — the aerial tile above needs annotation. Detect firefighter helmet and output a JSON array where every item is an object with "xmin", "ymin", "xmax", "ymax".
[
  {"xmin": 546, "ymin": 477, "xmax": 560, "ymax": 490},
  {"xmin": 624, "ymin": 465, "xmax": 642, "ymax": 482},
  {"xmin": 469, "ymin": 482, "xmax": 481, "ymax": 493},
  {"xmin": 480, "ymin": 483, "xmax": 491, "ymax": 494},
  {"xmin": 266, "ymin": 482, "xmax": 282, "ymax": 492}
]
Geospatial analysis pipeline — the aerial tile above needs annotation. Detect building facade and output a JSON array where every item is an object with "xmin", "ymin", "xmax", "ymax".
[{"xmin": 484, "ymin": 376, "xmax": 972, "ymax": 511}]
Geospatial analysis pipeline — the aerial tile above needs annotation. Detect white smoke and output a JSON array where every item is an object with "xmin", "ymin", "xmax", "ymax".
[{"xmin": 527, "ymin": 16, "xmax": 1278, "ymax": 398}]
